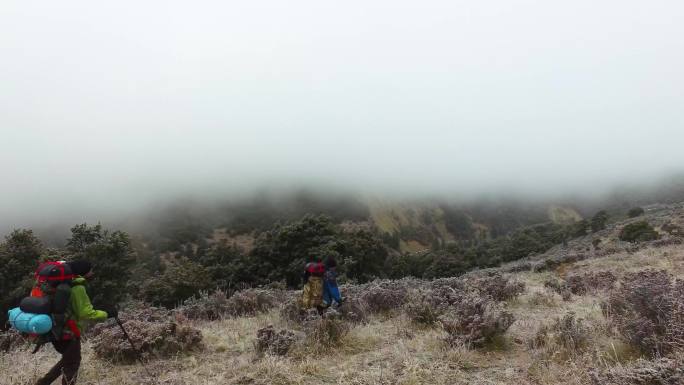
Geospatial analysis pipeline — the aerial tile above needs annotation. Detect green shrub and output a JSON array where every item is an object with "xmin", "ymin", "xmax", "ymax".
[
  {"xmin": 0, "ymin": 229, "xmax": 43, "ymax": 329},
  {"xmin": 142, "ymin": 256, "xmax": 212, "ymax": 308},
  {"xmin": 423, "ymin": 252, "xmax": 469, "ymax": 279},
  {"xmin": 572, "ymin": 220, "xmax": 589, "ymax": 237},
  {"xmin": 197, "ymin": 242, "xmax": 246, "ymax": 289},
  {"xmin": 249, "ymin": 214, "xmax": 345, "ymax": 286},
  {"xmin": 591, "ymin": 210, "xmax": 609, "ymax": 232},
  {"xmin": 385, "ymin": 252, "xmax": 429, "ymax": 279},
  {"xmin": 249, "ymin": 214, "xmax": 388, "ymax": 286},
  {"xmin": 619, "ymin": 221, "xmax": 660, "ymax": 243},
  {"xmin": 441, "ymin": 207, "xmax": 475, "ymax": 240},
  {"xmin": 627, "ymin": 207, "xmax": 645, "ymax": 218},
  {"xmin": 341, "ymin": 227, "xmax": 389, "ymax": 283}
]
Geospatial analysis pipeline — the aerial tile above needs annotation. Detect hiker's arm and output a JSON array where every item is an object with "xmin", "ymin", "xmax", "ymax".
[{"xmin": 71, "ymin": 285, "xmax": 108, "ymax": 321}]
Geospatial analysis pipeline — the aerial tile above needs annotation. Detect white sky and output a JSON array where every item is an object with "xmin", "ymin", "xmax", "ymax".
[{"xmin": 1, "ymin": 0, "xmax": 683, "ymax": 228}]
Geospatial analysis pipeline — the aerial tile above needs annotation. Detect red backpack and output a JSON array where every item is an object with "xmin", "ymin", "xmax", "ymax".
[
  {"xmin": 305, "ymin": 262, "xmax": 325, "ymax": 276},
  {"xmin": 21, "ymin": 262, "xmax": 81, "ymax": 350},
  {"xmin": 32, "ymin": 261, "xmax": 75, "ymax": 296}
]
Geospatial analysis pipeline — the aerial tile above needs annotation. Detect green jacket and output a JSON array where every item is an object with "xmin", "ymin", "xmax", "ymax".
[{"xmin": 69, "ymin": 277, "xmax": 107, "ymax": 332}]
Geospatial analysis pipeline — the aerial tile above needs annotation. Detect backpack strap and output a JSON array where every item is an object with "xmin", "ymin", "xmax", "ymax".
[
  {"xmin": 49, "ymin": 283, "xmax": 71, "ymax": 339},
  {"xmin": 64, "ymin": 320, "xmax": 80, "ymax": 339}
]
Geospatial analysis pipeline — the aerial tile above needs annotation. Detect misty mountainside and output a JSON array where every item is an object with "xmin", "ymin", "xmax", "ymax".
[
  {"xmin": 2, "ymin": 201, "xmax": 684, "ymax": 385},
  {"xmin": 148, "ymin": 194, "xmax": 578, "ymax": 255},
  {"xmin": 0, "ymin": 193, "xmax": 673, "ymax": 318},
  {"xmin": 136, "ymin": 175, "xmax": 684, "ymax": 257},
  {"xmin": 1, "ymin": 179, "xmax": 683, "ymax": 325}
]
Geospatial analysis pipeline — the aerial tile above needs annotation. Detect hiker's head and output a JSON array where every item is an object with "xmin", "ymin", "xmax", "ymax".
[
  {"xmin": 313, "ymin": 255, "xmax": 323, "ymax": 263},
  {"xmin": 325, "ymin": 256, "xmax": 337, "ymax": 268},
  {"xmin": 68, "ymin": 260, "xmax": 94, "ymax": 278}
]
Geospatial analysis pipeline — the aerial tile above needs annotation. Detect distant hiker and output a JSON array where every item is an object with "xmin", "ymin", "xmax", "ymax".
[
  {"xmin": 301, "ymin": 257, "xmax": 325, "ymax": 310},
  {"xmin": 33, "ymin": 260, "xmax": 110, "ymax": 385},
  {"xmin": 322, "ymin": 256, "xmax": 342, "ymax": 308}
]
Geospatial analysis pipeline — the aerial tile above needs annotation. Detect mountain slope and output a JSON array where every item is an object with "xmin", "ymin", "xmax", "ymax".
[{"xmin": 3, "ymin": 203, "xmax": 682, "ymax": 385}]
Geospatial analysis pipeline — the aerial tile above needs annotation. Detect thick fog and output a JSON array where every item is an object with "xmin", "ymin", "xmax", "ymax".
[{"xmin": 1, "ymin": 0, "xmax": 683, "ymax": 232}]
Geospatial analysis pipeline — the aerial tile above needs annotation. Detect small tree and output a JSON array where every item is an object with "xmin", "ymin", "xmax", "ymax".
[
  {"xmin": 341, "ymin": 228, "xmax": 388, "ymax": 282},
  {"xmin": 381, "ymin": 231, "xmax": 401, "ymax": 250},
  {"xmin": 66, "ymin": 223, "xmax": 136, "ymax": 307},
  {"xmin": 591, "ymin": 211, "xmax": 609, "ymax": 232},
  {"xmin": 619, "ymin": 221, "xmax": 660, "ymax": 243},
  {"xmin": 627, "ymin": 207, "xmax": 645, "ymax": 218},
  {"xmin": 423, "ymin": 252, "xmax": 468, "ymax": 279},
  {"xmin": 250, "ymin": 214, "xmax": 344, "ymax": 286},
  {"xmin": 142, "ymin": 256, "xmax": 211, "ymax": 308},
  {"xmin": 198, "ymin": 241, "xmax": 247, "ymax": 289},
  {"xmin": 571, "ymin": 219, "xmax": 589, "ymax": 238},
  {"xmin": 0, "ymin": 229, "xmax": 43, "ymax": 329},
  {"xmin": 384, "ymin": 252, "xmax": 430, "ymax": 279}
]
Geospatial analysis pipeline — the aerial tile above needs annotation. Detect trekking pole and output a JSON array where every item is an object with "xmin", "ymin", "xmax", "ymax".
[{"xmin": 114, "ymin": 316, "xmax": 154, "ymax": 378}]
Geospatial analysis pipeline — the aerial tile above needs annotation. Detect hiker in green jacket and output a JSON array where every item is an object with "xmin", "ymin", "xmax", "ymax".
[{"xmin": 36, "ymin": 261, "xmax": 111, "ymax": 385}]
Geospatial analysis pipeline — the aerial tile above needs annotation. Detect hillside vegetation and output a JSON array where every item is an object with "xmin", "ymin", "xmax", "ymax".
[
  {"xmin": 129, "ymin": 191, "xmax": 583, "ymax": 256},
  {"xmin": 2, "ymin": 203, "xmax": 683, "ymax": 384}
]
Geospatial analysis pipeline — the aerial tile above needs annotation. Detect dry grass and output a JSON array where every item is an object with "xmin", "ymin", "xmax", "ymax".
[{"xmin": 572, "ymin": 244, "xmax": 684, "ymax": 278}]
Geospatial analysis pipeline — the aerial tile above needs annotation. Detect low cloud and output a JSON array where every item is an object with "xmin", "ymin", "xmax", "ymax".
[{"xmin": 1, "ymin": 0, "xmax": 683, "ymax": 233}]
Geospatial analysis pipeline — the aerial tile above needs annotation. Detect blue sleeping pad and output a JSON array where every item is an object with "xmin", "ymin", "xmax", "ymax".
[{"xmin": 8, "ymin": 307, "xmax": 53, "ymax": 334}]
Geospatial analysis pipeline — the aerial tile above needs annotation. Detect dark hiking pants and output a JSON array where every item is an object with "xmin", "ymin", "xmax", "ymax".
[{"xmin": 36, "ymin": 339, "xmax": 81, "ymax": 385}]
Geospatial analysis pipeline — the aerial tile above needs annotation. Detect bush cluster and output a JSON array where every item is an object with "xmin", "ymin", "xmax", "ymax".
[
  {"xmin": 404, "ymin": 289, "xmax": 447, "ymax": 325},
  {"xmin": 302, "ymin": 310, "xmax": 350, "ymax": 349},
  {"xmin": 224, "ymin": 288, "xmax": 282, "ymax": 317},
  {"xmin": 0, "ymin": 230, "xmax": 44, "ymax": 328},
  {"xmin": 357, "ymin": 283, "xmax": 409, "ymax": 314},
  {"xmin": 627, "ymin": 207, "xmax": 645, "ymax": 218},
  {"xmin": 255, "ymin": 325, "xmax": 297, "ymax": 356},
  {"xmin": 113, "ymin": 303, "xmax": 172, "ymax": 324},
  {"xmin": 179, "ymin": 288, "xmax": 283, "ymax": 320},
  {"xmin": 565, "ymin": 271, "xmax": 617, "ymax": 295},
  {"xmin": 532, "ymin": 253, "xmax": 588, "ymax": 273},
  {"xmin": 341, "ymin": 278, "xmax": 424, "ymax": 315},
  {"xmin": 466, "ymin": 273, "xmax": 525, "ymax": 301},
  {"xmin": 604, "ymin": 270, "xmax": 684, "ymax": 356},
  {"xmin": 532, "ymin": 312, "xmax": 588, "ymax": 357},
  {"xmin": 619, "ymin": 221, "xmax": 660, "ymax": 243},
  {"xmin": 400, "ymin": 274, "xmax": 520, "ymax": 346},
  {"xmin": 141, "ymin": 256, "xmax": 212, "ymax": 308},
  {"xmin": 590, "ymin": 357, "xmax": 684, "ymax": 385},
  {"xmin": 91, "ymin": 319, "xmax": 203, "ymax": 363},
  {"xmin": 335, "ymin": 297, "xmax": 370, "ymax": 324},
  {"xmin": 440, "ymin": 293, "xmax": 514, "ymax": 347},
  {"xmin": 661, "ymin": 221, "xmax": 683, "ymax": 236},
  {"xmin": 177, "ymin": 290, "xmax": 230, "ymax": 320},
  {"xmin": 591, "ymin": 210, "xmax": 609, "ymax": 232}
]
